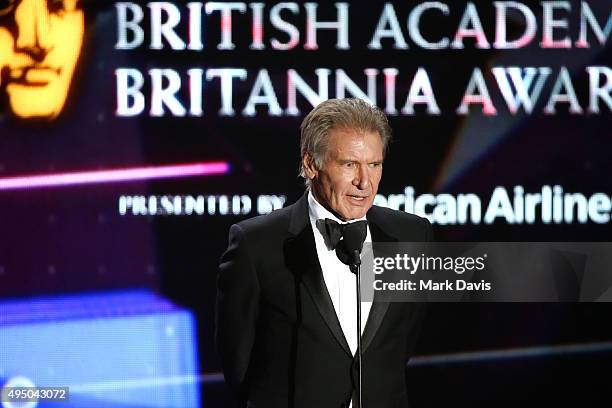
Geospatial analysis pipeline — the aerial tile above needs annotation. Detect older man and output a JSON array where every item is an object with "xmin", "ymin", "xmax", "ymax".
[{"xmin": 216, "ymin": 98, "xmax": 432, "ymax": 408}]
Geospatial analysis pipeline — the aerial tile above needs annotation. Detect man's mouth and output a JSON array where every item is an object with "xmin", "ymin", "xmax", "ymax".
[
  {"xmin": 9, "ymin": 67, "xmax": 60, "ymax": 86},
  {"xmin": 347, "ymin": 194, "xmax": 369, "ymax": 203}
]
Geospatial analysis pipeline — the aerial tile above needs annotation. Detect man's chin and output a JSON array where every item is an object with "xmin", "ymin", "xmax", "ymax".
[
  {"xmin": 7, "ymin": 100, "xmax": 63, "ymax": 120},
  {"xmin": 339, "ymin": 207, "xmax": 370, "ymax": 221},
  {"xmin": 7, "ymin": 83, "xmax": 66, "ymax": 119}
]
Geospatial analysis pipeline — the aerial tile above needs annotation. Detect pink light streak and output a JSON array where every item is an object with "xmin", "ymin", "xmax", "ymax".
[{"xmin": 0, "ymin": 161, "xmax": 230, "ymax": 191}]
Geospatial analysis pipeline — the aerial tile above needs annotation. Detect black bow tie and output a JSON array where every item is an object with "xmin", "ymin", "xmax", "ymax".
[{"xmin": 316, "ymin": 218, "xmax": 368, "ymax": 250}]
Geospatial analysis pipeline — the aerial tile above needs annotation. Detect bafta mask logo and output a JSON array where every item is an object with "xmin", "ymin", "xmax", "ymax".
[{"xmin": 0, "ymin": 0, "xmax": 84, "ymax": 119}]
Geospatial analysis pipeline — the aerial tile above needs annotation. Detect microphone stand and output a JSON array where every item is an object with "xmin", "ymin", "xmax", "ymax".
[
  {"xmin": 334, "ymin": 221, "xmax": 368, "ymax": 408},
  {"xmin": 351, "ymin": 250, "xmax": 363, "ymax": 408}
]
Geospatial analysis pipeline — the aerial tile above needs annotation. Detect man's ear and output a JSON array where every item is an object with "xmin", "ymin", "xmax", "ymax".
[{"xmin": 302, "ymin": 153, "xmax": 318, "ymax": 181}]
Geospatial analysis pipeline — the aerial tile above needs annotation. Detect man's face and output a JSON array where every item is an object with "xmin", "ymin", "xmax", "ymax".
[
  {"xmin": 0, "ymin": 0, "xmax": 84, "ymax": 119},
  {"xmin": 304, "ymin": 127, "xmax": 384, "ymax": 220}
]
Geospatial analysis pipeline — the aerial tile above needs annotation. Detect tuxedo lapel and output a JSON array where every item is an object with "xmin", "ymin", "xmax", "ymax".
[
  {"xmin": 361, "ymin": 209, "xmax": 397, "ymax": 354},
  {"xmin": 284, "ymin": 193, "xmax": 352, "ymax": 357}
]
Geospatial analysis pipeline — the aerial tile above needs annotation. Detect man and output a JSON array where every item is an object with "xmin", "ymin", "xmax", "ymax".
[
  {"xmin": 0, "ymin": 0, "xmax": 84, "ymax": 119},
  {"xmin": 216, "ymin": 98, "xmax": 433, "ymax": 408}
]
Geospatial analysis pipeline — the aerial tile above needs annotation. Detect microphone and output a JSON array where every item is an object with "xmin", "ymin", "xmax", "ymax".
[{"xmin": 335, "ymin": 221, "xmax": 367, "ymax": 272}]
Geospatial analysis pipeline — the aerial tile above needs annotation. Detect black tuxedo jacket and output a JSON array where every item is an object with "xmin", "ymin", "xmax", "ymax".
[{"xmin": 216, "ymin": 193, "xmax": 433, "ymax": 408}]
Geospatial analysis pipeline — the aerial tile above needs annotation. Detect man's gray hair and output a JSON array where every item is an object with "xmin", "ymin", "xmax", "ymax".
[{"xmin": 299, "ymin": 98, "xmax": 392, "ymax": 186}]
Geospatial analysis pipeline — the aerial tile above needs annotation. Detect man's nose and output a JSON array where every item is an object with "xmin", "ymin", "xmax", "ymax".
[
  {"xmin": 14, "ymin": 0, "xmax": 52, "ymax": 61},
  {"xmin": 352, "ymin": 165, "xmax": 370, "ymax": 190}
]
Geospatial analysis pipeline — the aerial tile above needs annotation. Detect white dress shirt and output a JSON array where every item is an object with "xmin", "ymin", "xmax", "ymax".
[{"xmin": 307, "ymin": 191, "xmax": 373, "ymax": 357}]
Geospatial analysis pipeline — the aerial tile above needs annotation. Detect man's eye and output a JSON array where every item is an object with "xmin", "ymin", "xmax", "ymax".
[
  {"xmin": 344, "ymin": 162, "xmax": 354, "ymax": 168},
  {"xmin": 0, "ymin": 0, "xmax": 15, "ymax": 17},
  {"xmin": 48, "ymin": 0, "xmax": 79, "ymax": 13},
  {"xmin": 370, "ymin": 163, "xmax": 382, "ymax": 168},
  {"xmin": 47, "ymin": 0, "xmax": 65, "ymax": 13}
]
